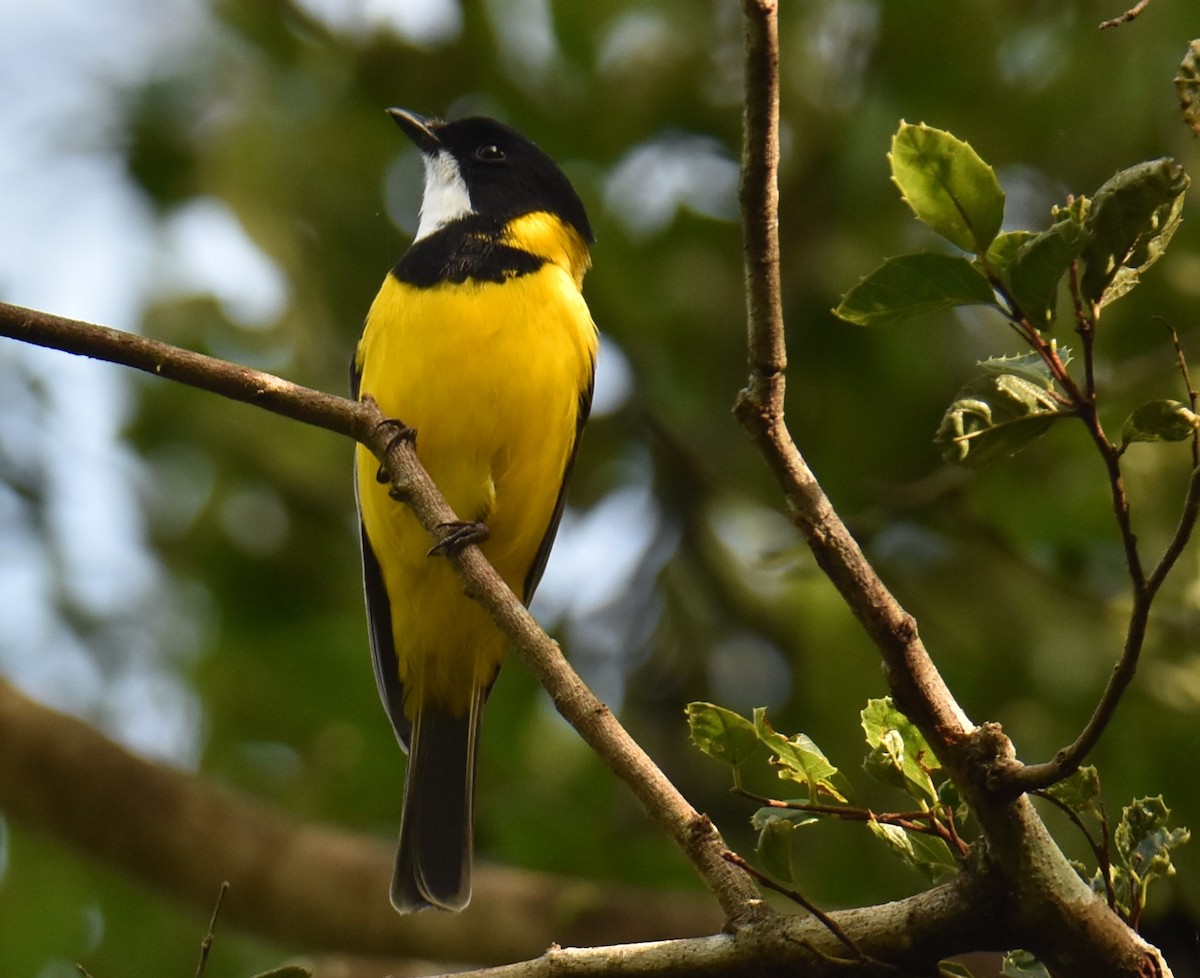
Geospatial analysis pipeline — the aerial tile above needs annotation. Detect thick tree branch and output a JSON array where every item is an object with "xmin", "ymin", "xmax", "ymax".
[
  {"xmin": 394, "ymin": 868, "xmax": 1019, "ymax": 978},
  {"xmin": 0, "ymin": 298, "xmax": 761, "ymax": 923},
  {"xmin": 0, "ymin": 679, "xmax": 720, "ymax": 965}
]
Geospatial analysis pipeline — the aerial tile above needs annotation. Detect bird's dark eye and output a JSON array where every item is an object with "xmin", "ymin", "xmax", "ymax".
[{"xmin": 474, "ymin": 144, "xmax": 506, "ymax": 163}]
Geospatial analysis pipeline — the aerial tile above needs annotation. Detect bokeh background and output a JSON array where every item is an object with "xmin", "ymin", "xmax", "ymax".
[{"xmin": 2, "ymin": 0, "xmax": 1200, "ymax": 974}]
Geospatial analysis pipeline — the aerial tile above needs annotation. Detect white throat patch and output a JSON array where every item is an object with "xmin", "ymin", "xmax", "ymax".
[{"xmin": 415, "ymin": 149, "xmax": 473, "ymax": 241}]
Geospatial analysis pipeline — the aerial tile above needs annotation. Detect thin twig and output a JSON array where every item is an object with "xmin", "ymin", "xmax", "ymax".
[
  {"xmin": 1033, "ymin": 791, "xmax": 1117, "ymax": 912},
  {"xmin": 745, "ymin": 789, "xmax": 971, "ymax": 860},
  {"xmin": 1061, "ymin": 270, "xmax": 1144, "ymax": 591},
  {"xmin": 1069, "ymin": 263, "xmax": 1100, "ymax": 403},
  {"xmin": 721, "ymin": 850, "xmax": 867, "ymax": 963},
  {"xmin": 1148, "ymin": 466, "xmax": 1200, "ymax": 591},
  {"xmin": 941, "ymin": 804, "xmax": 969, "ymax": 858},
  {"xmin": 1006, "ymin": 461, "xmax": 1200, "ymax": 795},
  {"xmin": 991, "ymin": 261, "xmax": 1187, "ymax": 795},
  {"xmin": 1003, "ymin": 588, "xmax": 1150, "ymax": 794},
  {"xmin": 1161, "ymin": 316, "xmax": 1200, "ymax": 469},
  {"xmin": 733, "ymin": 787, "xmax": 951, "ymax": 836},
  {"xmin": 195, "ymin": 881, "xmax": 230, "ymax": 978},
  {"xmin": 1099, "ymin": 0, "xmax": 1154, "ymax": 30}
]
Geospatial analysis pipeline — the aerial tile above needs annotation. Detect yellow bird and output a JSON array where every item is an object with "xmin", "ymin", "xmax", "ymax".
[{"xmin": 352, "ymin": 109, "xmax": 598, "ymax": 912}]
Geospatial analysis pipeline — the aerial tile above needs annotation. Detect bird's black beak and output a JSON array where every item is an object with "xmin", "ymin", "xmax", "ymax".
[{"xmin": 387, "ymin": 108, "xmax": 442, "ymax": 154}]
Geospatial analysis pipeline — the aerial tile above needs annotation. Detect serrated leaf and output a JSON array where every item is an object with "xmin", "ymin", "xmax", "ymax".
[
  {"xmin": 1120, "ymin": 399, "xmax": 1199, "ymax": 449},
  {"xmin": 1000, "ymin": 950, "xmax": 1051, "ymax": 978},
  {"xmin": 860, "ymin": 697, "xmax": 941, "ymax": 805},
  {"xmin": 934, "ymin": 371, "xmax": 1066, "ymax": 467},
  {"xmin": 890, "ymin": 122, "xmax": 1005, "ymax": 254},
  {"xmin": 1005, "ymin": 216, "xmax": 1091, "ymax": 330},
  {"xmin": 1114, "ymin": 796, "xmax": 1191, "ymax": 888},
  {"xmin": 1044, "ymin": 765, "xmax": 1102, "ymax": 822},
  {"xmin": 866, "ymin": 820, "xmax": 959, "ymax": 883},
  {"xmin": 1175, "ymin": 39, "xmax": 1200, "ymax": 138},
  {"xmin": 833, "ymin": 253, "xmax": 997, "ymax": 327},
  {"xmin": 753, "ymin": 708, "xmax": 844, "ymax": 802},
  {"xmin": 1080, "ymin": 159, "xmax": 1189, "ymax": 306},
  {"xmin": 976, "ymin": 349, "xmax": 1069, "ymax": 386},
  {"xmin": 686, "ymin": 702, "xmax": 761, "ymax": 767}
]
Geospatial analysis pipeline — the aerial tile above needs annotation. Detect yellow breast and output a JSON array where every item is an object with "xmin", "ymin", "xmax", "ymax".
[{"xmin": 355, "ymin": 250, "xmax": 597, "ymax": 717}]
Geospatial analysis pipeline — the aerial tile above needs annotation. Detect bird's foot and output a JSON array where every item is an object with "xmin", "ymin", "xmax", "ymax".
[
  {"xmin": 428, "ymin": 520, "xmax": 490, "ymax": 557},
  {"xmin": 372, "ymin": 416, "xmax": 417, "ymax": 486}
]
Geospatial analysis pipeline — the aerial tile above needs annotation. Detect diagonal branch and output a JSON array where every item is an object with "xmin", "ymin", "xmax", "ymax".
[
  {"xmin": 732, "ymin": 1, "xmax": 972, "ymax": 770},
  {"xmin": 0, "ymin": 299, "xmax": 761, "ymax": 923}
]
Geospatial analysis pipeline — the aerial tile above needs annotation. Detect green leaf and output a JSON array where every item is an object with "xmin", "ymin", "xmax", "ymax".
[
  {"xmin": 1044, "ymin": 765, "xmax": 1102, "ymax": 822},
  {"xmin": 980, "ymin": 229, "xmax": 1037, "ymax": 272},
  {"xmin": 866, "ymin": 820, "xmax": 959, "ymax": 883},
  {"xmin": 753, "ymin": 708, "xmax": 844, "ymax": 802},
  {"xmin": 934, "ymin": 369, "xmax": 1066, "ymax": 467},
  {"xmin": 976, "ymin": 349, "xmax": 1069, "ymax": 386},
  {"xmin": 833, "ymin": 253, "xmax": 997, "ymax": 327},
  {"xmin": 1119, "ymin": 400, "xmax": 1199, "ymax": 449},
  {"xmin": 1114, "ymin": 796, "xmax": 1190, "ymax": 890},
  {"xmin": 1005, "ymin": 215, "xmax": 1090, "ymax": 330},
  {"xmin": 860, "ymin": 697, "xmax": 941, "ymax": 805},
  {"xmin": 1000, "ymin": 950, "xmax": 1051, "ymax": 978},
  {"xmin": 754, "ymin": 811, "xmax": 814, "ymax": 885},
  {"xmin": 686, "ymin": 702, "xmax": 761, "ymax": 767},
  {"xmin": 1080, "ymin": 158, "xmax": 1189, "ymax": 306},
  {"xmin": 889, "ymin": 121, "xmax": 1005, "ymax": 254}
]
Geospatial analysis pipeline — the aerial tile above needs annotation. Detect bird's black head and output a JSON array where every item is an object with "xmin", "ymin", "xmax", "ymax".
[{"xmin": 388, "ymin": 109, "xmax": 593, "ymax": 245}]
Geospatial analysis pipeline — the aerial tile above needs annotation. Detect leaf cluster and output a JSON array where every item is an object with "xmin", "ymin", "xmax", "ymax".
[
  {"xmin": 1045, "ymin": 768, "xmax": 1191, "ymax": 930},
  {"xmin": 834, "ymin": 123, "xmax": 1191, "ymax": 467},
  {"xmin": 687, "ymin": 698, "xmax": 964, "ymax": 890}
]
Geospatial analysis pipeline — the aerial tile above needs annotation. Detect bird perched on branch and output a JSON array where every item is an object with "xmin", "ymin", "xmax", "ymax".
[{"xmin": 351, "ymin": 108, "xmax": 597, "ymax": 912}]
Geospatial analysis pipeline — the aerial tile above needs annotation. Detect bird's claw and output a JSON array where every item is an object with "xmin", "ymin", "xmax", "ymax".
[{"xmin": 428, "ymin": 520, "xmax": 490, "ymax": 557}]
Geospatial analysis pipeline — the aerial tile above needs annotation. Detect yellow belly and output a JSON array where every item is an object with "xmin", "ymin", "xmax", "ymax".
[{"xmin": 355, "ymin": 268, "xmax": 597, "ymax": 718}]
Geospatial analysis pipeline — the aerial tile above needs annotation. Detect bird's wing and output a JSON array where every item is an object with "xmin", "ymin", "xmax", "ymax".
[
  {"xmin": 359, "ymin": 511, "xmax": 412, "ymax": 749},
  {"xmin": 521, "ymin": 375, "xmax": 594, "ymax": 603},
  {"xmin": 351, "ymin": 349, "xmax": 412, "ymax": 748}
]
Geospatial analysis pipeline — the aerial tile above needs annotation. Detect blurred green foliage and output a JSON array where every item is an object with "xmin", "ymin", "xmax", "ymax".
[{"xmin": 4, "ymin": 0, "xmax": 1200, "ymax": 975}]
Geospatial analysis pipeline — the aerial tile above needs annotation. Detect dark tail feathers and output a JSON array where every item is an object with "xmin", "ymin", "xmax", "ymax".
[{"xmin": 391, "ymin": 694, "xmax": 481, "ymax": 912}]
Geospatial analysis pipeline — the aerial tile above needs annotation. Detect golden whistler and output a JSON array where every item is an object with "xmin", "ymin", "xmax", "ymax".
[{"xmin": 352, "ymin": 110, "xmax": 598, "ymax": 912}]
